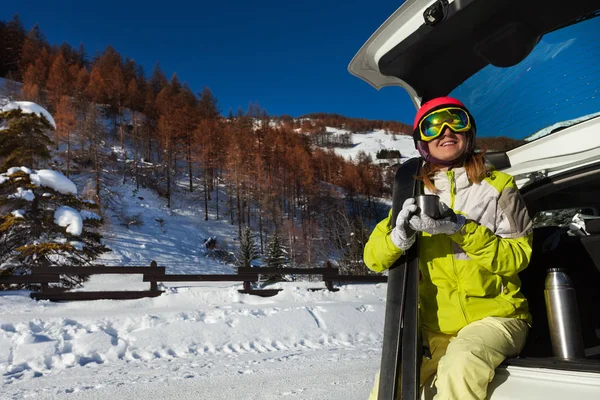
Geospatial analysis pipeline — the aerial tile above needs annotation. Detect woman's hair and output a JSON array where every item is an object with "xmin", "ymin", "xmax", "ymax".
[{"xmin": 416, "ymin": 151, "xmax": 488, "ymax": 192}]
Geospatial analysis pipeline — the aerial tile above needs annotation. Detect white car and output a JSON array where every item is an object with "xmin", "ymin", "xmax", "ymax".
[{"xmin": 349, "ymin": 0, "xmax": 600, "ymax": 398}]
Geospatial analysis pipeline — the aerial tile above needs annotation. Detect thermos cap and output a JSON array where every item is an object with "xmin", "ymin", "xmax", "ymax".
[
  {"xmin": 547, "ymin": 268, "xmax": 566, "ymax": 273},
  {"xmin": 545, "ymin": 268, "xmax": 573, "ymax": 287}
]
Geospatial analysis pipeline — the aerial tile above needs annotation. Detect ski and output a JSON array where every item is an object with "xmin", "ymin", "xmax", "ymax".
[{"xmin": 378, "ymin": 157, "xmax": 422, "ymax": 400}]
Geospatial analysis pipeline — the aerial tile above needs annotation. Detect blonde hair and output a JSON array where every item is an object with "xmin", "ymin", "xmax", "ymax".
[{"xmin": 416, "ymin": 152, "xmax": 488, "ymax": 193}]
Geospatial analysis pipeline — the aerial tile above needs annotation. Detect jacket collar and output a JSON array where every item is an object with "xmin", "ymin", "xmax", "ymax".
[{"xmin": 432, "ymin": 167, "xmax": 471, "ymax": 192}]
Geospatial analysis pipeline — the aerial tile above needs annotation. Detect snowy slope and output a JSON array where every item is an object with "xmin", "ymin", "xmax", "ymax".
[
  {"xmin": 326, "ymin": 127, "xmax": 419, "ymax": 163},
  {"xmin": 94, "ymin": 179, "xmax": 239, "ymax": 275}
]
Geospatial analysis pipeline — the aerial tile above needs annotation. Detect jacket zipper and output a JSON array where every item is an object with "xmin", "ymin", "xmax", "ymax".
[{"xmin": 447, "ymin": 170, "xmax": 469, "ymax": 325}]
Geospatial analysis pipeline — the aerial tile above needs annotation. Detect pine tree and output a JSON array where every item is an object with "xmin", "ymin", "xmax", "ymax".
[
  {"xmin": 265, "ymin": 231, "xmax": 288, "ymax": 268},
  {"xmin": 0, "ymin": 109, "xmax": 53, "ymax": 170},
  {"xmin": 236, "ymin": 225, "xmax": 259, "ymax": 269},
  {"xmin": 0, "ymin": 168, "xmax": 109, "ymax": 287}
]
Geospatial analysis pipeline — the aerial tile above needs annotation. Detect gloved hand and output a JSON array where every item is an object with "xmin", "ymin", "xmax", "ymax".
[
  {"xmin": 408, "ymin": 201, "xmax": 466, "ymax": 236},
  {"xmin": 391, "ymin": 198, "xmax": 418, "ymax": 250}
]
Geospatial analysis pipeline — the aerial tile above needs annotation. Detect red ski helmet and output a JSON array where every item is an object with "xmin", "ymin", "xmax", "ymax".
[{"xmin": 412, "ymin": 96, "xmax": 476, "ymax": 166}]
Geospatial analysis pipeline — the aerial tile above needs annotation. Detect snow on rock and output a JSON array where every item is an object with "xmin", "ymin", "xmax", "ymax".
[
  {"xmin": 8, "ymin": 187, "xmax": 35, "ymax": 201},
  {"xmin": 54, "ymin": 206, "xmax": 83, "ymax": 236},
  {"xmin": 30, "ymin": 169, "xmax": 77, "ymax": 195},
  {"xmin": 0, "ymin": 175, "xmax": 7, "ymax": 185},
  {"xmin": 0, "ymin": 101, "xmax": 56, "ymax": 129}
]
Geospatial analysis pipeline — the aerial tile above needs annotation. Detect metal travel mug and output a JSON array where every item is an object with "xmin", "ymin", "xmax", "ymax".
[
  {"xmin": 415, "ymin": 194, "xmax": 441, "ymax": 219},
  {"xmin": 544, "ymin": 268, "xmax": 585, "ymax": 359}
]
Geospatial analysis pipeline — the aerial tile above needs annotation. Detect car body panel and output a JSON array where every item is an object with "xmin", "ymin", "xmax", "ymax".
[
  {"xmin": 421, "ymin": 365, "xmax": 600, "ymax": 399},
  {"xmin": 503, "ymin": 117, "xmax": 600, "ymax": 188}
]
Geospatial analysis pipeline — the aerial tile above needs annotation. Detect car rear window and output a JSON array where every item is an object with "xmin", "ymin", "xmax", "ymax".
[{"xmin": 449, "ymin": 16, "xmax": 600, "ymax": 141}]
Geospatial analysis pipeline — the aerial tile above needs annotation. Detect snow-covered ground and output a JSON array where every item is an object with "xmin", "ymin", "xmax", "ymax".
[
  {"xmin": 1, "ymin": 280, "xmax": 385, "ymax": 399},
  {"xmin": 326, "ymin": 127, "xmax": 420, "ymax": 164}
]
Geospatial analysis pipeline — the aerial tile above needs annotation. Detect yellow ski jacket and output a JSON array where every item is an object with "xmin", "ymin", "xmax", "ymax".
[{"xmin": 364, "ymin": 167, "xmax": 533, "ymax": 335}]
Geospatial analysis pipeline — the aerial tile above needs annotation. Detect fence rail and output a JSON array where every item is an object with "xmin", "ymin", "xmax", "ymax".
[{"xmin": 0, "ymin": 261, "xmax": 387, "ymax": 301}]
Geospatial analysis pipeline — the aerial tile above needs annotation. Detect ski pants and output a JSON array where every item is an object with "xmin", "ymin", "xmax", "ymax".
[{"xmin": 368, "ymin": 316, "xmax": 529, "ymax": 400}]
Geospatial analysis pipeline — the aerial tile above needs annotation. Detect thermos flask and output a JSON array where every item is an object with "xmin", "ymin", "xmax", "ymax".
[{"xmin": 544, "ymin": 268, "xmax": 585, "ymax": 359}]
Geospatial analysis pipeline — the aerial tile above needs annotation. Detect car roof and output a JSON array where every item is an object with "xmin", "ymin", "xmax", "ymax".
[{"xmin": 348, "ymin": 0, "xmax": 600, "ymax": 106}]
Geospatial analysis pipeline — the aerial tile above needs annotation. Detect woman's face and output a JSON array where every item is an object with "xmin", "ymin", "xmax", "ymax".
[{"xmin": 427, "ymin": 128, "xmax": 467, "ymax": 162}]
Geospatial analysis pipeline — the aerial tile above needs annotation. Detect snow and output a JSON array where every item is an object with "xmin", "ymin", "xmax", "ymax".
[
  {"xmin": 54, "ymin": 206, "xmax": 84, "ymax": 236},
  {"xmin": 79, "ymin": 210, "xmax": 101, "ymax": 221},
  {"xmin": 7, "ymin": 187, "xmax": 35, "ymax": 202},
  {"xmin": 10, "ymin": 210, "xmax": 25, "ymax": 219},
  {"xmin": 30, "ymin": 170, "xmax": 78, "ymax": 195},
  {"xmin": 524, "ymin": 111, "xmax": 600, "ymax": 142},
  {"xmin": 6, "ymin": 166, "xmax": 32, "ymax": 175},
  {"xmin": 0, "ymin": 281, "xmax": 384, "ymax": 399},
  {"xmin": 0, "ymin": 100, "xmax": 57, "ymax": 129},
  {"xmin": 328, "ymin": 128, "xmax": 419, "ymax": 164}
]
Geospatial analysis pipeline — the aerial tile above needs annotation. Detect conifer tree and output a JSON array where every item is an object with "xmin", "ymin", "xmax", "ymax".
[
  {"xmin": 47, "ymin": 53, "xmax": 70, "ymax": 113},
  {"xmin": 236, "ymin": 225, "xmax": 259, "ymax": 269},
  {"xmin": 0, "ymin": 14, "xmax": 25, "ymax": 78},
  {"xmin": 0, "ymin": 168, "xmax": 109, "ymax": 287},
  {"xmin": 0, "ymin": 109, "xmax": 53, "ymax": 170},
  {"xmin": 265, "ymin": 231, "xmax": 288, "ymax": 268}
]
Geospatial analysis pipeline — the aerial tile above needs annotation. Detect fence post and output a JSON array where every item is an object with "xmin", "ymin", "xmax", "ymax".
[
  {"xmin": 324, "ymin": 261, "xmax": 336, "ymax": 291},
  {"xmin": 149, "ymin": 261, "xmax": 158, "ymax": 291},
  {"xmin": 39, "ymin": 258, "xmax": 50, "ymax": 293}
]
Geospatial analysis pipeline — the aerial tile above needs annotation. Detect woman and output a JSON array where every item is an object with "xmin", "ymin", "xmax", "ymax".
[{"xmin": 364, "ymin": 96, "xmax": 532, "ymax": 400}]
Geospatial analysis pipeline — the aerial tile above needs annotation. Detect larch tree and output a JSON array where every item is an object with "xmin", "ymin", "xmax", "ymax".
[
  {"xmin": 19, "ymin": 24, "xmax": 47, "ymax": 78},
  {"xmin": 126, "ymin": 77, "xmax": 144, "ymax": 187},
  {"xmin": 54, "ymin": 96, "xmax": 77, "ymax": 176},
  {"xmin": 21, "ymin": 61, "xmax": 44, "ymax": 103},
  {"xmin": 80, "ymin": 103, "xmax": 106, "ymax": 205},
  {"xmin": 155, "ymin": 80, "xmax": 180, "ymax": 207},
  {"xmin": 46, "ymin": 53, "xmax": 70, "ymax": 113}
]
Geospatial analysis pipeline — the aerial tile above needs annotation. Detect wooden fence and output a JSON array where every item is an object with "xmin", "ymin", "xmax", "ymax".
[{"xmin": 0, "ymin": 261, "xmax": 387, "ymax": 301}]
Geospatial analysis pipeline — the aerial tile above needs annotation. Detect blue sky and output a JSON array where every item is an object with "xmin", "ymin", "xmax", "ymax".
[{"xmin": 0, "ymin": 0, "xmax": 417, "ymax": 124}]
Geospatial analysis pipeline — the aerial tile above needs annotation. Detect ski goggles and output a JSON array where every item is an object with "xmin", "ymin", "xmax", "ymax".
[{"xmin": 418, "ymin": 107, "xmax": 471, "ymax": 141}]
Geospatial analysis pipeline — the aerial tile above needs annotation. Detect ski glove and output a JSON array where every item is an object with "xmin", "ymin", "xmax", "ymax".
[
  {"xmin": 408, "ymin": 201, "xmax": 466, "ymax": 236},
  {"xmin": 390, "ymin": 198, "xmax": 418, "ymax": 251}
]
